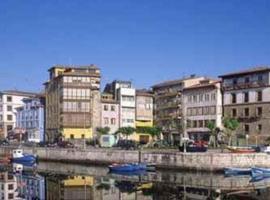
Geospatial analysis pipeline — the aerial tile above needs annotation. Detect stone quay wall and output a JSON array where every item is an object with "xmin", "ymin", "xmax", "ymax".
[{"xmin": 2, "ymin": 147, "xmax": 270, "ymax": 172}]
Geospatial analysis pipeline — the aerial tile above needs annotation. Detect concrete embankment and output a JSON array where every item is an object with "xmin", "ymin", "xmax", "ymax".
[{"xmin": 1, "ymin": 147, "xmax": 270, "ymax": 172}]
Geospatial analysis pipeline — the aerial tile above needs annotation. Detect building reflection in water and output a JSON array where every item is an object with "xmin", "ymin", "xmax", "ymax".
[{"xmin": 2, "ymin": 163, "xmax": 270, "ymax": 199}]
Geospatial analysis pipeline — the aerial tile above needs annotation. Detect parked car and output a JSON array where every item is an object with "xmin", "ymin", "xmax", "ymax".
[
  {"xmin": 145, "ymin": 140, "xmax": 170, "ymax": 148},
  {"xmin": 0, "ymin": 139, "xmax": 9, "ymax": 146},
  {"xmin": 57, "ymin": 141, "xmax": 75, "ymax": 148},
  {"xmin": 179, "ymin": 140, "xmax": 208, "ymax": 152},
  {"xmin": 116, "ymin": 140, "xmax": 140, "ymax": 150}
]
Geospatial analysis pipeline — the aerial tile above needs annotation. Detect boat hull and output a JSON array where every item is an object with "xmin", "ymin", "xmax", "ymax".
[
  {"xmin": 227, "ymin": 146, "xmax": 256, "ymax": 153},
  {"xmin": 109, "ymin": 163, "xmax": 147, "ymax": 172},
  {"xmin": 251, "ymin": 167, "xmax": 270, "ymax": 178},
  {"xmin": 12, "ymin": 154, "xmax": 36, "ymax": 164},
  {"xmin": 224, "ymin": 167, "xmax": 251, "ymax": 176}
]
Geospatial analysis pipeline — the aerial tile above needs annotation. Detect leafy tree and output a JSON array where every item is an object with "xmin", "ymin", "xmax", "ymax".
[
  {"xmin": 222, "ymin": 117, "xmax": 240, "ymax": 146},
  {"xmin": 116, "ymin": 127, "xmax": 136, "ymax": 139},
  {"xmin": 136, "ymin": 126, "xmax": 162, "ymax": 141},
  {"xmin": 96, "ymin": 127, "xmax": 110, "ymax": 136}
]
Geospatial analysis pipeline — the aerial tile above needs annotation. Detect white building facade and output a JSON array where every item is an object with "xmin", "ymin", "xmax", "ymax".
[
  {"xmin": 183, "ymin": 80, "xmax": 223, "ymax": 141},
  {"xmin": 101, "ymin": 93, "xmax": 120, "ymax": 134},
  {"xmin": 0, "ymin": 91, "xmax": 37, "ymax": 138}
]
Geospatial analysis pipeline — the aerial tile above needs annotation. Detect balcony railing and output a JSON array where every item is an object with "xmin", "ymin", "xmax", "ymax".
[{"xmin": 223, "ymin": 81, "xmax": 268, "ymax": 91}]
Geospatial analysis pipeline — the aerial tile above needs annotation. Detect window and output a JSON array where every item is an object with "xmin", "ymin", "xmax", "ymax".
[
  {"xmin": 245, "ymin": 77, "xmax": 250, "ymax": 83},
  {"xmin": 244, "ymin": 108, "xmax": 249, "ymax": 117},
  {"xmin": 193, "ymin": 120, "xmax": 197, "ymax": 128},
  {"xmin": 8, "ymin": 184, "xmax": 13, "ymax": 190},
  {"xmin": 199, "ymin": 94, "xmax": 203, "ymax": 102},
  {"xmin": 258, "ymin": 74, "xmax": 263, "ymax": 81},
  {"xmin": 188, "ymin": 96, "xmax": 192, "ymax": 102},
  {"xmin": 70, "ymin": 134, "xmax": 74, "ymax": 139},
  {"xmin": 199, "ymin": 120, "xmax": 203, "ymax": 128},
  {"xmin": 111, "ymin": 105, "xmax": 115, "ymax": 111},
  {"xmin": 232, "ymin": 109, "xmax": 237, "ymax": 117},
  {"xmin": 0, "ymin": 115, "xmax": 2, "ymax": 121},
  {"xmin": 111, "ymin": 118, "xmax": 116, "ymax": 125},
  {"xmin": 8, "ymin": 193, "xmax": 14, "ymax": 199},
  {"xmin": 104, "ymin": 117, "xmax": 109, "ymax": 125},
  {"xmin": 7, "ymin": 125, "xmax": 13, "ymax": 131},
  {"xmin": 205, "ymin": 94, "xmax": 210, "ymax": 101},
  {"xmin": 211, "ymin": 93, "xmax": 216, "ymax": 101},
  {"xmin": 210, "ymin": 106, "xmax": 216, "ymax": 115},
  {"xmin": 7, "ymin": 105, "xmax": 12, "ymax": 112},
  {"xmin": 231, "ymin": 93, "xmax": 236, "ymax": 104},
  {"xmin": 256, "ymin": 107, "xmax": 262, "ymax": 116},
  {"xmin": 7, "ymin": 115, "xmax": 13, "ymax": 121},
  {"xmin": 192, "ymin": 95, "xmax": 197, "ymax": 102},
  {"xmin": 257, "ymin": 91, "xmax": 262, "ymax": 102},
  {"xmin": 244, "ymin": 92, "xmax": 249, "ymax": 103},
  {"xmin": 233, "ymin": 78, "xmax": 238, "ymax": 85},
  {"xmin": 81, "ymin": 134, "xmax": 85, "ymax": 139},
  {"xmin": 257, "ymin": 124, "xmax": 262, "ymax": 132},
  {"xmin": 7, "ymin": 96, "xmax": 12, "ymax": 102},
  {"xmin": 244, "ymin": 124, "xmax": 249, "ymax": 133},
  {"xmin": 104, "ymin": 105, "xmax": 108, "ymax": 111}
]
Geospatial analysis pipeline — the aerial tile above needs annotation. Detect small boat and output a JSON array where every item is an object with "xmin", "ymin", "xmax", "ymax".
[
  {"xmin": 109, "ymin": 163, "xmax": 146, "ymax": 172},
  {"xmin": 11, "ymin": 149, "xmax": 37, "ymax": 164},
  {"xmin": 251, "ymin": 167, "xmax": 270, "ymax": 178},
  {"xmin": 227, "ymin": 146, "xmax": 256, "ymax": 153},
  {"xmin": 224, "ymin": 167, "xmax": 251, "ymax": 176}
]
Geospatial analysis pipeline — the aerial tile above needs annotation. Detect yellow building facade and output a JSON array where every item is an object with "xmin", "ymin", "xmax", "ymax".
[
  {"xmin": 133, "ymin": 90, "xmax": 154, "ymax": 143},
  {"xmin": 45, "ymin": 65, "xmax": 101, "ymax": 142}
]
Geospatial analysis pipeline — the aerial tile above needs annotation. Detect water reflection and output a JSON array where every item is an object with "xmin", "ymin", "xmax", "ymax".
[{"xmin": 0, "ymin": 162, "xmax": 270, "ymax": 199}]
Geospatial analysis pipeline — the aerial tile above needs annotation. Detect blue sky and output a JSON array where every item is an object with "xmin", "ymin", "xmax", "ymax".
[{"xmin": 0, "ymin": 0, "xmax": 270, "ymax": 92}]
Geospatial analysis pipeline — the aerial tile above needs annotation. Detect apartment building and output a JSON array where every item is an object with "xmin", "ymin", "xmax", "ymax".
[
  {"xmin": 219, "ymin": 67, "xmax": 270, "ymax": 144},
  {"xmin": 152, "ymin": 75, "xmax": 205, "ymax": 145},
  {"xmin": 0, "ymin": 172, "xmax": 18, "ymax": 200},
  {"xmin": 104, "ymin": 80, "xmax": 136, "ymax": 128},
  {"xmin": 134, "ymin": 89, "xmax": 154, "ymax": 143},
  {"xmin": 44, "ymin": 65, "xmax": 101, "ymax": 142},
  {"xmin": 182, "ymin": 79, "xmax": 223, "ymax": 141},
  {"xmin": 16, "ymin": 95, "xmax": 45, "ymax": 143},
  {"xmin": 101, "ymin": 93, "xmax": 120, "ymax": 134},
  {"xmin": 0, "ymin": 90, "xmax": 37, "ymax": 138}
]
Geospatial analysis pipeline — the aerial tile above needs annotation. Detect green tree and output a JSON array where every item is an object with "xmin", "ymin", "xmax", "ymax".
[
  {"xmin": 96, "ymin": 127, "xmax": 110, "ymax": 136},
  {"xmin": 223, "ymin": 117, "xmax": 240, "ymax": 146},
  {"xmin": 136, "ymin": 126, "xmax": 162, "ymax": 141},
  {"xmin": 206, "ymin": 121, "xmax": 217, "ymax": 148},
  {"xmin": 116, "ymin": 127, "xmax": 136, "ymax": 139}
]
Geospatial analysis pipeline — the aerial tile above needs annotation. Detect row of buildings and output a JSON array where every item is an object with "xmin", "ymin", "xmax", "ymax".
[{"xmin": 0, "ymin": 65, "xmax": 269, "ymax": 144}]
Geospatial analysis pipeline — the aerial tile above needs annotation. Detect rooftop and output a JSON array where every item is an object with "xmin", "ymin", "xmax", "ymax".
[
  {"xmin": 48, "ymin": 64, "xmax": 99, "ymax": 72},
  {"xmin": 136, "ymin": 89, "xmax": 153, "ymax": 97},
  {"xmin": 0, "ymin": 90, "xmax": 38, "ymax": 97},
  {"xmin": 219, "ymin": 66, "xmax": 270, "ymax": 78},
  {"xmin": 183, "ymin": 80, "xmax": 220, "ymax": 91},
  {"xmin": 152, "ymin": 74, "xmax": 199, "ymax": 89}
]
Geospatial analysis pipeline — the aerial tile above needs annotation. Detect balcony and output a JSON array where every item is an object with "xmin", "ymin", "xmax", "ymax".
[
  {"xmin": 156, "ymin": 102, "xmax": 181, "ymax": 110},
  {"xmin": 237, "ymin": 116, "xmax": 261, "ymax": 123},
  {"xmin": 223, "ymin": 81, "xmax": 268, "ymax": 91}
]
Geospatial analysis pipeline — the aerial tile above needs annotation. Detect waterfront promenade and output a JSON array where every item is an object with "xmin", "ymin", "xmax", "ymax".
[{"xmin": 1, "ymin": 146, "xmax": 270, "ymax": 172}]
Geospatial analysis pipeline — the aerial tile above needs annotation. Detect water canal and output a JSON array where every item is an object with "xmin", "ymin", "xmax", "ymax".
[{"xmin": 1, "ymin": 161, "xmax": 270, "ymax": 200}]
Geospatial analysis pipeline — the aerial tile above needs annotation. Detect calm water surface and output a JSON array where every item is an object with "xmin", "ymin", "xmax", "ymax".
[{"xmin": 1, "ymin": 162, "xmax": 270, "ymax": 200}]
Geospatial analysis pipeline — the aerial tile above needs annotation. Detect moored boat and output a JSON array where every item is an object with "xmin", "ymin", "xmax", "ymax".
[
  {"xmin": 11, "ymin": 149, "xmax": 37, "ymax": 164},
  {"xmin": 251, "ymin": 167, "xmax": 270, "ymax": 178},
  {"xmin": 109, "ymin": 163, "xmax": 147, "ymax": 172},
  {"xmin": 224, "ymin": 167, "xmax": 251, "ymax": 176},
  {"xmin": 227, "ymin": 146, "xmax": 256, "ymax": 153}
]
